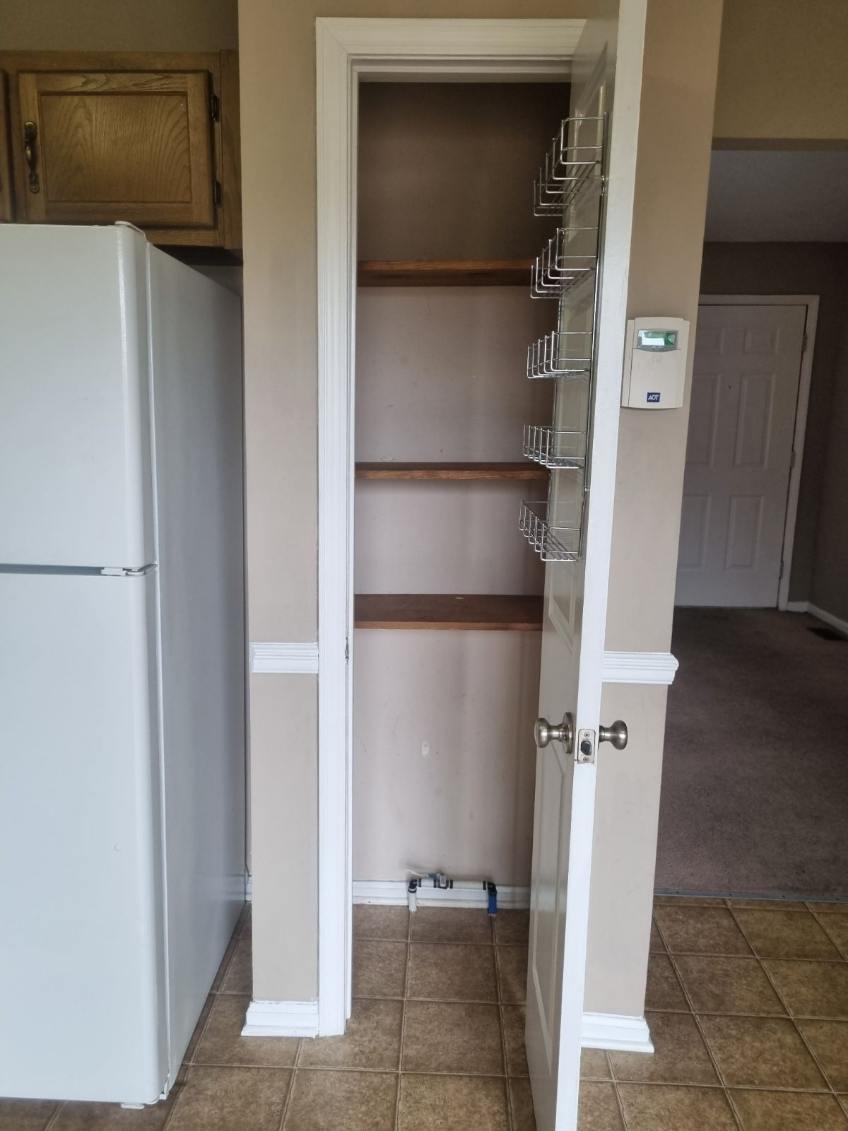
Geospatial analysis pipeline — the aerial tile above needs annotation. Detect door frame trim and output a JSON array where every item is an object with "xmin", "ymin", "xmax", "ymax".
[
  {"xmin": 697, "ymin": 294, "xmax": 819, "ymax": 610},
  {"xmin": 315, "ymin": 16, "xmax": 584, "ymax": 1037}
]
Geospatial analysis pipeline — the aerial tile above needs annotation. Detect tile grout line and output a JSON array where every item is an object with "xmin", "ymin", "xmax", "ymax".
[
  {"xmin": 653, "ymin": 909, "xmax": 745, "ymax": 1131},
  {"xmin": 808, "ymin": 905, "xmax": 848, "ymax": 962},
  {"xmin": 276, "ymin": 1030, "xmax": 304, "ymax": 1131},
  {"xmin": 41, "ymin": 1101, "xmax": 63, "ymax": 1131},
  {"xmin": 393, "ymin": 911, "xmax": 412, "ymax": 1131},
  {"xmin": 491, "ymin": 915, "xmax": 515, "ymax": 1131}
]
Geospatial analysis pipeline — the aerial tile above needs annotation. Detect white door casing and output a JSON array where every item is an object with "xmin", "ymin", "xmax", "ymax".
[
  {"xmin": 524, "ymin": 6, "xmax": 648, "ymax": 1130},
  {"xmin": 676, "ymin": 303, "xmax": 809, "ymax": 607},
  {"xmin": 315, "ymin": 16, "xmax": 585, "ymax": 1040}
]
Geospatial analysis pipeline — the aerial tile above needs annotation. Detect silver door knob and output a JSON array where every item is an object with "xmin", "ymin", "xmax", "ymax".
[
  {"xmin": 534, "ymin": 712, "xmax": 574, "ymax": 753},
  {"xmin": 598, "ymin": 720, "xmax": 628, "ymax": 750}
]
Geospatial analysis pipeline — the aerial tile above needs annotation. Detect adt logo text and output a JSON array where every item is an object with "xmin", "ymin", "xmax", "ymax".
[{"xmin": 646, "ymin": 391, "xmax": 661, "ymax": 404}]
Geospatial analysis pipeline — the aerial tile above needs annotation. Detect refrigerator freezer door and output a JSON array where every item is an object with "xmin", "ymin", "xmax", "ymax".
[
  {"xmin": 0, "ymin": 570, "xmax": 168, "ymax": 1104},
  {"xmin": 0, "ymin": 225, "xmax": 155, "ymax": 568}
]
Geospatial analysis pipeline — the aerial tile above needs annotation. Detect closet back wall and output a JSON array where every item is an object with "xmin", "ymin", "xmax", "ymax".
[{"xmin": 353, "ymin": 83, "xmax": 564, "ymax": 889}]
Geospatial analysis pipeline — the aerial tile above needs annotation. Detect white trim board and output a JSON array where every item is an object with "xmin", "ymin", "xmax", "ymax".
[
  {"xmin": 242, "ymin": 999, "xmax": 319, "ymax": 1039},
  {"xmin": 697, "ymin": 295, "xmax": 819, "ymax": 611},
  {"xmin": 787, "ymin": 601, "xmax": 848, "ymax": 637},
  {"xmin": 581, "ymin": 1013, "xmax": 653, "ymax": 1054},
  {"xmin": 601, "ymin": 651, "xmax": 678, "ymax": 685},
  {"xmin": 353, "ymin": 880, "xmax": 530, "ymax": 909},
  {"xmin": 241, "ymin": 996, "xmax": 651, "ymax": 1052},
  {"xmin": 316, "ymin": 16, "xmax": 588, "ymax": 1040},
  {"xmin": 249, "ymin": 642, "xmax": 319, "ymax": 675}
]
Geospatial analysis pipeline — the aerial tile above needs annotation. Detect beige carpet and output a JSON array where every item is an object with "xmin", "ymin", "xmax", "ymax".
[{"xmin": 655, "ymin": 608, "xmax": 848, "ymax": 900}]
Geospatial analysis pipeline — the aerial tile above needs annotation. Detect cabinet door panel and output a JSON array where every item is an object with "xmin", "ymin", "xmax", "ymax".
[
  {"xmin": 17, "ymin": 70, "xmax": 215, "ymax": 228},
  {"xmin": 0, "ymin": 75, "xmax": 12, "ymax": 221}
]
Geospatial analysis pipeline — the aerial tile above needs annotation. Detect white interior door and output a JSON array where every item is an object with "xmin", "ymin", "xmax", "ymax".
[
  {"xmin": 676, "ymin": 303, "xmax": 806, "ymax": 606},
  {"xmin": 524, "ymin": 6, "xmax": 647, "ymax": 1130}
]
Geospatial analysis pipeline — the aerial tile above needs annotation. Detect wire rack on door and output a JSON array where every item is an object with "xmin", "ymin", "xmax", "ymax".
[
  {"xmin": 523, "ymin": 425, "xmax": 586, "ymax": 470},
  {"xmin": 518, "ymin": 499, "xmax": 582, "ymax": 563},
  {"xmin": 520, "ymin": 112, "xmax": 608, "ymax": 563},
  {"xmin": 526, "ymin": 329, "xmax": 594, "ymax": 380},
  {"xmin": 532, "ymin": 114, "xmax": 606, "ymax": 217}
]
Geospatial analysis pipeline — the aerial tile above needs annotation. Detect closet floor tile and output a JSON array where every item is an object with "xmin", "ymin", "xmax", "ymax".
[
  {"xmin": 352, "ymin": 905, "xmax": 410, "ymax": 941},
  {"xmin": 192, "ymin": 994, "xmax": 299, "ymax": 1068},
  {"xmin": 728, "ymin": 1089, "xmax": 848, "ymax": 1130},
  {"xmin": 401, "ymin": 1000, "xmax": 503, "ymax": 1075},
  {"xmin": 297, "ymin": 998, "xmax": 403, "ymax": 1071},
  {"xmin": 352, "ymin": 938, "xmax": 408, "ymax": 999},
  {"xmin": 407, "ymin": 942, "xmax": 497, "ymax": 1002},
  {"xmin": 496, "ymin": 945, "xmax": 529, "ymax": 1003},
  {"xmin": 732, "ymin": 908, "xmax": 842, "ymax": 960},
  {"xmin": 283, "ymin": 1070, "xmax": 397, "ymax": 1131},
  {"xmin": 698, "ymin": 1014, "xmax": 827, "ymax": 1089},
  {"xmin": 397, "ymin": 1074, "xmax": 509, "ymax": 1131},
  {"xmin": 408, "ymin": 907, "xmax": 493, "ymax": 944},
  {"xmin": 653, "ymin": 905, "xmax": 752, "ymax": 956}
]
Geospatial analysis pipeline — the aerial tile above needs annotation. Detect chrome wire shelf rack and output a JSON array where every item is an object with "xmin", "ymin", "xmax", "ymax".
[
  {"xmin": 532, "ymin": 114, "xmax": 606, "ymax": 217},
  {"xmin": 519, "ymin": 500, "xmax": 581, "ymax": 562},
  {"xmin": 523, "ymin": 425, "xmax": 586, "ymax": 470},
  {"xmin": 527, "ymin": 329, "xmax": 594, "ymax": 379},
  {"xmin": 530, "ymin": 228, "xmax": 597, "ymax": 300}
]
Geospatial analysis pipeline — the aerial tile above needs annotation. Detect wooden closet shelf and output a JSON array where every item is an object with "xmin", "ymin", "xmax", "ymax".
[
  {"xmin": 357, "ymin": 259, "xmax": 532, "ymax": 287},
  {"xmin": 354, "ymin": 594, "xmax": 543, "ymax": 631},
  {"xmin": 355, "ymin": 461, "xmax": 548, "ymax": 481}
]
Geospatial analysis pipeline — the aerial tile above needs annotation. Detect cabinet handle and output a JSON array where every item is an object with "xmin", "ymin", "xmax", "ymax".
[{"xmin": 23, "ymin": 121, "xmax": 40, "ymax": 194}]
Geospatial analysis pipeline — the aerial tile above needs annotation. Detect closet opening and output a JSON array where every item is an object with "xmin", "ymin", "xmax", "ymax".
[{"xmin": 351, "ymin": 80, "xmax": 566, "ymax": 926}]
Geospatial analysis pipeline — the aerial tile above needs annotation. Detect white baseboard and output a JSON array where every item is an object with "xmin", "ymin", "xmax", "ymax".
[
  {"xmin": 808, "ymin": 603, "xmax": 848, "ymax": 637},
  {"xmin": 784, "ymin": 599, "xmax": 848, "ymax": 636},
  {"xmin": 242, "ymin": 999, "xmax": 319, "ymax": 1038},
  {"xmin": 581, "ymin": 1012, "xmax": 654, "ymax": 1053},
  {"xmin": 353, "ymin": 880, "xmax": 530, "ymax": 910}
]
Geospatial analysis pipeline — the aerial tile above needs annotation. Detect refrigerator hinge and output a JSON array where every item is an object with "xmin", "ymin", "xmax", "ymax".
[{"xmin": 100, "ymin": 566, "xmax": 148, "ymax": 577}]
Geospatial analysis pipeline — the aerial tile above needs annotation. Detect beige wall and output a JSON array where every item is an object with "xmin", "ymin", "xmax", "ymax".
[
  {"xmin": 714, "ymin": 0, "xmax": 848, "ymax": 144},
  {"xmin": 354, "ymin": 632, "xmax": 540, "ymax": 885},
  {"xmin": 812, "ymin": 315, "xmax": 848, "ymax": 623},
  {"xmin": 699, "ymin": 243, "xmax": 848, "ymax": 606},
  {"xmin": 585, "ymin": 0, "xmax": 723, "ymax": 1017},
  {"xmin": 0, "ymin": 0, "xmax": 237, "ymax": 51}
]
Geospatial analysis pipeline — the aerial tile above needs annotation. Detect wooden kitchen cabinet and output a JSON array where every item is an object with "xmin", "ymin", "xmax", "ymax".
[{"xmin": 0, "ymin": 52, "xmax": 241, "ymax": 254}]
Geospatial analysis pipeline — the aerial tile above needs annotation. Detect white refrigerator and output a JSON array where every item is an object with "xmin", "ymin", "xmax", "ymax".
[{"xmin": 0, "ymin": 225, "xmax": 246, "ymax": 1105}]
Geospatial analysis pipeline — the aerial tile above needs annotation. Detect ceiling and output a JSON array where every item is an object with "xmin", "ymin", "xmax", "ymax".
[{"xmin": 705, "ymin": 150, "xmax": 848, "ymax": 242}]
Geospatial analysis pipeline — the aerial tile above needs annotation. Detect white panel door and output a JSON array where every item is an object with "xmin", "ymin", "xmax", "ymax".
[
  {"xmin": 524, "ymin": 6, "xmax": 647, "ymax": 1130},
  {"xmin": 676, "ymin": 304, "xmax": 806, "ymax": 606},
  {"xmin": 0, "ymin": 225, "xmax": 155, "ymax": 568}
]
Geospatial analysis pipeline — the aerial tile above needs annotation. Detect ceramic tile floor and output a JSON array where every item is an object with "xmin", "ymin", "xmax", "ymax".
[{"xmin": 6, "ymin": 898, "xmax": 848, "ymax": 1130}]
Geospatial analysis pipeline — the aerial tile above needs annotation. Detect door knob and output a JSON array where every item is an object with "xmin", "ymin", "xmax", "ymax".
[
  {"xmin": 534, "ymin": 712, "xmax": 574, "ymax": 753},
  {"xmin": 598, "ymin": 720, "xmax": 628, "ymax": 750}
]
